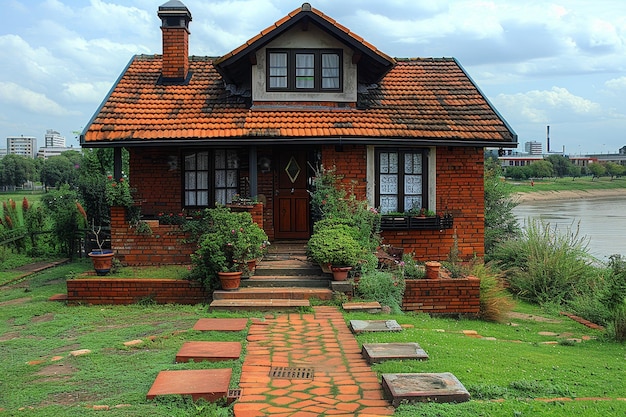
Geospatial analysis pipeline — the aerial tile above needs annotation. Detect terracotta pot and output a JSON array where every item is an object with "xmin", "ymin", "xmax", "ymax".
[
  {"xmin": 331, "ymin": 266, "xmax": 352, "ymax": 281},
  {"xmin": 88, "ymin": 250, "xmax": 115, "ymax": 276},
  {"xmin": 217, "ymin": 271, "xmax": 243, "ymax": 290},
  {"xmin": 425, "ymin": 261, "xmax": 441, "ymax": 279},
  {"xmin": 246, "ymin": 259, "xmax": 257, "ymax": 274}
]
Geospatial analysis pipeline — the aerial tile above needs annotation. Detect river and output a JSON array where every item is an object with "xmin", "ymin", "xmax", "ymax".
[{"xmin": 512, "ymin": 196, "xmax": 626, "ymax": 262}]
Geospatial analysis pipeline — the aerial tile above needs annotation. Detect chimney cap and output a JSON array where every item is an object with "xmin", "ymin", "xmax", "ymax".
[{"xmin": 158, "ymin": 0, "xmax": 192, "ymax": 19}]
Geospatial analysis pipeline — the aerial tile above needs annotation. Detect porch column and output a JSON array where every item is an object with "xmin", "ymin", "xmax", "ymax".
[
  {"xmin": 113, "ymin": 147, "xmax": 123, "ymax": 180},
  {"xmin": 249, "ymin": 146, "xmax": 258, "ymax": 198}
]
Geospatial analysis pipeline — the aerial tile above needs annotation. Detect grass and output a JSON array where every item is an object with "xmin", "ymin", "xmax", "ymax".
[
  {"xmin": 348, "ymin": 307, "xmax": 626, "ymax": 416},
  {"xmin": 1, "ymin": 261, "xmax": 626, "ymax": 416},
  {"xmin": 84, "ymin": 264, "xmax": 192, "ymax": 279},
  {"xmin": 509, "ymin": 176, "xmax": 626, "ymax": 193}
]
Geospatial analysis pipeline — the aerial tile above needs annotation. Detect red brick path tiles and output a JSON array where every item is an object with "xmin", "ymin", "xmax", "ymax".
[
  {"xmin": 146, "ymin": 369, "xmax": 232, "ymax": 402},
  {"xmin": 193, "ymin": 318, "xmax": 249, "ymax": 331},
  {"xmin": 175, "ymin": 341, "xmax": 242, "ymax": 363},
  {"xmin": 234, "ymin": 306, "xmax": 394, "ymax": 416}
]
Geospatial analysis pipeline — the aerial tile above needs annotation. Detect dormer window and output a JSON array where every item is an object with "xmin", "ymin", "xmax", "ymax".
[{"xmin": 267, "ymin": 49, "xmax": 342, "ymax": 92}]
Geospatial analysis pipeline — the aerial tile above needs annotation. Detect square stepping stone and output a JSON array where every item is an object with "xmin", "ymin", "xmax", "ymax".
[
  {"xmin": 362, "ymin": 343, "xmax": 428, "ymax": 364},
  {"xmin": 342, "ymin": 301, "xmax": 382, "ymax": 313},
  {"xmin": 193, "ymin": 318, "xmax": 248, "ymax": 332},
  {"xmin": 147, "ymin": 369, "xmax": 232, "ymax": 402},
  {"xmin": 349, "ymin": 319, "xmax": 402, "ymax": 334},
  {"xmin": 175, "ymin": 341, "xmax": 242, "ymax": 363},
  {"xmin": 382, "ymin": 372, "xmax": 470, "ymax": 406}
]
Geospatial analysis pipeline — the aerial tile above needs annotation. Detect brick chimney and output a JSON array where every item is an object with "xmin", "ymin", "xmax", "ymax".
[{"xmin": 158, "ymin": 0, "xmax": 192, "ymax": 81}]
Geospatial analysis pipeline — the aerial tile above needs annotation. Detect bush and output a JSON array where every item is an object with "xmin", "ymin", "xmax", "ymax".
[
  {"xmin": 307, "ymin": 224, "xmax": 363, "ymax": 267},
  {"xmin": 41, "ymin": 185, "xmax": 86, "ymax": 258},
  {"xmin": 473, "ymin": 263, "xmax": 515, "ymax": 322},
  {"xmin": 356, "ymin": 270, "xmax": 405, "ymax": 314},
  {"xmin": 492, "ymin": 219, "xmax": 596, "ymax": 305}
]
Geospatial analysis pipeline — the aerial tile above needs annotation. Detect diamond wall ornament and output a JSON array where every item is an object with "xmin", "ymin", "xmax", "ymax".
[{"xmin": 285, "ymin": 156, "xmax": 301, "ymax": 183}]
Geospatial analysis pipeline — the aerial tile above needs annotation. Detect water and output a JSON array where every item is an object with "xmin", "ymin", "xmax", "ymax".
[{"xmin": 512, "ymin": 197, "xmax": 626, "ymax": 262}]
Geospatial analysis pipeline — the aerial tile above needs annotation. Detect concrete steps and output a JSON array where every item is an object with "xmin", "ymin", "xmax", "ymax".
[{"xmin": 209, "ymin": 242, "xmax": 335, "ymax": 312}]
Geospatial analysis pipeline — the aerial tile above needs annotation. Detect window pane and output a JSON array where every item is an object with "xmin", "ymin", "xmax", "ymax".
[
  {"xmin": 405, "ymin": 153, "xmax": 422, "ymax": 174},
  {"xmin": 197, "ymin": 191, "xmax": 208, "ymax": 206},
  {"xmin": 405, "ymin": 196, "xmax": 422, "ymax": 212},
  {"xmin": 197, "ymin": 151, "xmax": 209, "ymax": 170},
  {"xmin": 379, "ymin": 174, "xmax": 398, "ymax": 194},
  {"xmin": 380, "ymin": 196, "xmax": 397, "ymax": 214},
  {"xmin": 380, "ymin": 152, "xmax": 389, "ymax": 174},
  {"xmin": 295, "ymin": 53, "xmax": 314, "ymax": 89},
  {"xmin": 185, "ymin": 172, "xmax": 196, "ymax": 189},
  {"xmin": 214, "ymin": 149, "xmax": 225, "ymax": 169},
  {"xmin": 226, "ymin": 150, "xmax": 239, "ymax": 169},
  {"xmin": 404, "ymin": 175, "xmax": 422, "ymax": 194},
  {"xmin": 198, "ymin": 172, "xmax": 208, "ymax": 189},
  {"xmin": 215, "ymin": 170, "xmax": 226, "ymax": 187},
  {"xmin": 185, "ymin": 191, "xmax": 195, "ymax": 206},
  {"xmin": 226, "ymin": 170, "xmax": 237, "ymax": 187},
  {"xmin": 215, "ymin": 189, "xmax": 226, "ymax": 205},
  {"xmin": 184, "ymin": 154, "xmax": 195, "ymax": 170},
  {"xmin": 269, "ymin": 52, "xmax": 287, "ymax": 88},
  {"xmin": 322, "ymin": 53, "xmax": 340, "ymax": 89}
]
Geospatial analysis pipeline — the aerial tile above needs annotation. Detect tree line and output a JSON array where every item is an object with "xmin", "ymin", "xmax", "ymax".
[{"xmin": 504, "ymin": 154, "xmax": 626, "ymax": 180}]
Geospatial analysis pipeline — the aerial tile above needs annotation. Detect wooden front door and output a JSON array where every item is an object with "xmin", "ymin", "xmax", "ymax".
[{"xmin": 274, "ymin": 149, "xmax": 310, "ymax": 239}]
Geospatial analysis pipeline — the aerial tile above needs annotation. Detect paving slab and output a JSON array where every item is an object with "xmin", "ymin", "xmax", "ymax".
[
  {"xmin": 362, "ymin": 343, "xmax": 428, "ymax": 364},
  {"xmin": 349, "ymin": 319, "xmax": 403, "ymax": 334},
  {"xmin": 175, "ymin": 341, "xmax": 242, "ymax": 363},
  {"xmin": 193, "ymin": 318, "xmax": 248, "ymax": 331},
  {"xmin": 146, "ymin": 369, "xmax": 232, "ymax": 402},
  {"xmin": 382, "ymin": 372, "xmax": 470, "ymax": 406}
]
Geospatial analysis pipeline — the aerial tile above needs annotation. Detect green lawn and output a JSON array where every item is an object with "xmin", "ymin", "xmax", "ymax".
[
  {"xmin": 509, "ymin": 176, "xmax": 626, "ymax": 193},
  {"xmin": 1, "ymin": 262, "xmax": 625, "ymax": 416}
]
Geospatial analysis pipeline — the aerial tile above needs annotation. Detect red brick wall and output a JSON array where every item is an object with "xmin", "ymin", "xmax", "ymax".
[
  {"xmin": 129, "ymin": 148, "xmax": 181, "ymax": 217},
  {"xmin": 110, "ymin": 207, "xmax": 194, "ymax": 265},
  {"xmin": 67, "ymin": 278, "xmax": 208, "ymax": 305},
  {"xmin": 321, "ymin": 144, "xmax": 368, "ymax": 199},
  {"xmin": 403, "ymin": 276, "xmax": 480, "ymax": 315}
]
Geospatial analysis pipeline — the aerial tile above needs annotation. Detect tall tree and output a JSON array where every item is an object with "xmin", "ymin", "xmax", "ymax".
[
  {"xmin": 0, "ymin": 154, "xmax": 36, "ymax": 189},
  {"xmin": 484, "ymin": 157, "xmax": 520, "ymax": 258},
  {"xmin": 545, "ymin": 154, "xmax": 573, "ymax": 177}
]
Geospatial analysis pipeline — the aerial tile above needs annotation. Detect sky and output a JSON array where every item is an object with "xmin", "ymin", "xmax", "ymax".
[{"xmin": 1, "ymin": 0, "xmax": 626, "ymax": 155}]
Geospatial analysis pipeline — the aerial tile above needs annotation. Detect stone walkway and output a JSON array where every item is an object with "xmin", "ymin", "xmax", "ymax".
[{"xmin": 234, "ymin": 306, "xmax": 395, "ymax": 416}]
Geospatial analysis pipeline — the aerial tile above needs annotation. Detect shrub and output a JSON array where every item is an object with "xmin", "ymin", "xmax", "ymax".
[
  {"xmin": 473, "ymin": 263, "xmax": 515, "ymax": 322},
  {"xmin": 492, "ymin": 219, "xmax": 596, "ymax": 304},
  {"xmin": 41, "ymin": 185, "xmax": 85, "ymax": 258},
  {"xmin": 307, "ymin": 224, "xmax": 362, "ymax": 267},
  {"xmin": 356, "ymin": 270, "xmax": 405, "ymax": 314},
  {"xmin": 400, "ymin": 253, "xmax": 425, "ymax": 279}
]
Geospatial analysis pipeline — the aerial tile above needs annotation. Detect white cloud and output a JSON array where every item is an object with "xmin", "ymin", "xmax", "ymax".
[
  {"xmin": 605, "ymin": 77, "xmax": 626, "ymax": 91},
  {"xmin": 0, "ymin": 82, "xmax": 78, "ymax": 116},
  {"xmin": 493, "ymin": 87, "xmax": 603, "ymax": 124},
  {"xmin": 62, "ymin": 81, "xmax": 113, "ymax": 104}
]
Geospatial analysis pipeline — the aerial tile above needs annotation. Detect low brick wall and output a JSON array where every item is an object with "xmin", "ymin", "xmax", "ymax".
[
  {"xmin": 67, "ymin": 279, "xmax": 209, "ymax": 305},
  {"xmin": 402, "ymin": 276, "xmax": 480, "ymax": 315}
]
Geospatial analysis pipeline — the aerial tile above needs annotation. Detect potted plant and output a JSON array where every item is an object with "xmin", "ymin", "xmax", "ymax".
[
  {"xmin": 188, "ymin": 207, "xmax": 267, "ymax": 290},
  {"xmin": 307, "ymin": 224, "xmax": 362, "ymax": 280},
  {"xmin": 77, "ymin": 202, "xmax": 114, "ymax": 276}
]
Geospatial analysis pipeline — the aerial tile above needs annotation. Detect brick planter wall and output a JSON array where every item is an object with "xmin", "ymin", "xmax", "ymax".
[
  {"xmin": 402, "ymin": 276, "xmax": 480, "ymax": 315},
  {"xmin": 67, "ymin": 278, "xmax": 209, "ymax": 305}
]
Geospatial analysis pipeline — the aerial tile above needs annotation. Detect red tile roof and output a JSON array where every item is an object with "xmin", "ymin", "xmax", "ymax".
[{"xmin": 82, "ymin": 55, "xmax": 516, "ymax": 146}]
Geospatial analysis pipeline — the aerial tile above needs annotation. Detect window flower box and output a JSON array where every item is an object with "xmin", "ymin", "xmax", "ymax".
[{"xmin": 380, "ymin": 214, "xmax": 453, "ymax": 231}]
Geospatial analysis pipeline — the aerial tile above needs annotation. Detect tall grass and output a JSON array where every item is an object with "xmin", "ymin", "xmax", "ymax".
[{"xmin": 492, "ymin": 219, "xmax": 598, "ymax": 304}]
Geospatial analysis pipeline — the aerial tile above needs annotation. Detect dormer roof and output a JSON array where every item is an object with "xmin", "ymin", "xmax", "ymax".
[{"xmin": 214, "ymin": 3, "xmax": 395, "ymax": 86}]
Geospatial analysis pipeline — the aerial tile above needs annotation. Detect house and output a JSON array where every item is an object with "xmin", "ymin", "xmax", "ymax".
[{"xmin": 81, "ymin": 1, "xmax": 517, "ymax": 265}]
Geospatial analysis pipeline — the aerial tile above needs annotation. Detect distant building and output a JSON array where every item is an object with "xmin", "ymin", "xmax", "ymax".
[
  {"xmin": 37, "ymin": 146, "xmax": 77, "ymax": 160},
  {"xmin": 524, "ymin": 141, "xmax": 542, "ymax": 155},
  {"xmin": 7, "ymin": 136, "xmax": 37, "ymax": 158},
  {"xmin": 44, "ymin": 129, "xmax": 66, "ymax": 147}
]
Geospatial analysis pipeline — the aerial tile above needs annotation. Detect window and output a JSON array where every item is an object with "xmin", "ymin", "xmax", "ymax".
[
  {"xmin": 376, "ymin": 149, "xmax": 426, "ymax": 214},
  {"xmin": 267, "ymin": 49, "xmax": 342, "ymax": 92},
  {"xmin": 183, "ymin": 149, "xmax": 239, "ymax": 207}
]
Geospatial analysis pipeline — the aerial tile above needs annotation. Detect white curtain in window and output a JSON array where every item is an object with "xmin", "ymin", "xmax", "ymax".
[
  {"xmin": 322, "ymin": 53, "xmax": 339, "ymax": 89},
  {"xmin": 269, "ymin": 53, "xmax": 287, "ymax": 88},
  {"xmin": 296, "ymin": 54, "xmax": 314, "ymax": 89}
]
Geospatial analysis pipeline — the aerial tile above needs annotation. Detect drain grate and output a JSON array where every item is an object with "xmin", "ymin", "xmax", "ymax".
[{"xmin": 269, "ymin": 366, "xmax": 314, "ymax": 380}]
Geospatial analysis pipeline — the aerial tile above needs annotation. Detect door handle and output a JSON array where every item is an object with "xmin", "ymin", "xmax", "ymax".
[{"xmin": 291, "ymin": 188, "xmax": 294, "ymax": 194}]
